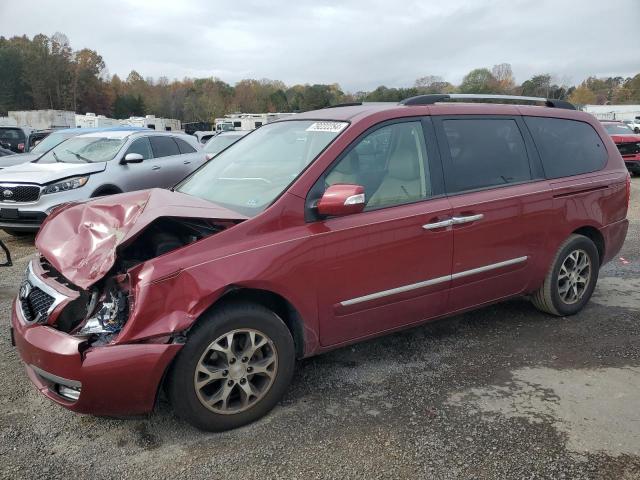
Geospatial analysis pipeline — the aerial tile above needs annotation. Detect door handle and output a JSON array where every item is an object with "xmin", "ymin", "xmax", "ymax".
[
  {"xmin": 183, "ymin": 160, "xmax": 191, "ymax": 165},
  {"xmin": 151, "ymin": 165, "xmax": 161, "ymax": 171},
  {"xmin": 422, "ymin": 219, "xmax": 453, "ymax": 230},
  {"xmin": 451, "ymin": 214, "xmax": 484, "ymax": 225}
]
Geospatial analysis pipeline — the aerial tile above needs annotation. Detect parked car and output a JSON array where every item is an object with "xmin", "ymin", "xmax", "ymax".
[
  {"xmin": 194, "ymin": 130, "xmax": 218, "ymax": 144},
  {"xmin": 0, "ymin": 129, "xmax": 204, "ymax": 235},
  {"xmin": 203, "ymin": 130, "xmax": 250, "ymax": 159},
  {"xmin": 0, "ymin": 127, "xmax": 149, "ymax": 170},
  {"xmin": 600, "ymin": 120, "xmax": 640, "ymax": 175},
  {"xmin": 623, "ymin": 119, "xmax": 640, "ymax": 133},
  {"xmin": 0, "ymin": 126, "xmax": 36, "ymax": 153},
  {"xmin": 10, "ymin": 95, "xmax": 629, "ymax": 432}
]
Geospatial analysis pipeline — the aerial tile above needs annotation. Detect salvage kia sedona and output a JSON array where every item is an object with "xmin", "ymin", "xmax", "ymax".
[
  {"xmin": 0, "ymin": 129, "xmax": 204, "ymax": 235},
  {"xmin": 11, "ymin": 95, "xmax": 629, "ymax": 431}
]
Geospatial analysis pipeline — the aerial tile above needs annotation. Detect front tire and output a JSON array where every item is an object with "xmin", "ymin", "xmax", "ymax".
[
  {"xmin": 531, "ymin": 234, "xmax": 599, "ymax": 316},
  {"xmin": 167, "ymin": 302, "xmax": 295, "ymax": 431}
]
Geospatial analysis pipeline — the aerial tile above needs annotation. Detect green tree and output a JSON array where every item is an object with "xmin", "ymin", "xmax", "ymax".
[{"xmin": 458, "ymin": 68, "xmax": 498, "ymax": 94}]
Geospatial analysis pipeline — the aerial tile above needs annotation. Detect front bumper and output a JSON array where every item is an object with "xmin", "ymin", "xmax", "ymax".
[{"xmin": 11, "ymin": 295, "xmax": 182, "ymax": 416}]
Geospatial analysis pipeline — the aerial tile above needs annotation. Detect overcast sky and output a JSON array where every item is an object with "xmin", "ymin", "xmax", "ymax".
[{"xmin": 1, "ymin": 0, "xmax": 638, "ymax": 91}]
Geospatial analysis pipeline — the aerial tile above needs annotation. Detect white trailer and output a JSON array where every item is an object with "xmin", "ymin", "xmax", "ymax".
[
  {"xmin": 8, "ymin": 110, "xmax": 76, "ymax": 129},
  {"xmin": 75, "ymin": 113, "xmax": 121, "ymax": 129},
  {"xmin": 582, "ymin": 105, "xmax": 640, "ymax": 121},
  {"xmin": 214, "ymin": 112, "xmax": 296, "ymax": 131},
  {"xmin": 0, "ymin": 117, "xmax": 17, "ymax": 127},
  {"xmin": 121, "ymin": 115, "xmax": 181, "ymax": 131}
]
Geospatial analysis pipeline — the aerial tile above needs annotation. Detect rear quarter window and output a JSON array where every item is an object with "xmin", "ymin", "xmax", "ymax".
[
  {"xmin": 524, "ymin": 117, "xmax": 607, "ymax": 179},
  {"xmin": 174, "ymin": 137, "xmax": 197, "ymax": 154}
]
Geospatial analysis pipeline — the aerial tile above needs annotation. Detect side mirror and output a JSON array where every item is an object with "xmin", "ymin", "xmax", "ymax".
[
  {"xmin": 317, "ymin": 184, "xmax": 365, "ymax": 217},
  {"xmin": 121, "ymin": 153, "xmax": 144, "ymax": 164}
]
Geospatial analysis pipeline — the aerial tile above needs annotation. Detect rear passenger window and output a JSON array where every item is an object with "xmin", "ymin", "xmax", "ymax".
[
  {"xmin": 442, "ymin": 119, "xmax": 531, "ymax": 193},
  {"xmin": 174, "ymin": 137, "xmax": 197, "ymax": 154},
  {"xmin": 524, "ymin": 117, "xmax": 607, "ymax": 179},
  {"xmin": 149, "ymin": 136, "xmax": 180, "ymax": 157}
]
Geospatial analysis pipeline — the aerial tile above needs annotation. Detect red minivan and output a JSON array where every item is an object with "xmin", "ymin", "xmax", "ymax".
[{"xmin": 11, "ymin": 95, "xmax": 630, "ymax": 431}]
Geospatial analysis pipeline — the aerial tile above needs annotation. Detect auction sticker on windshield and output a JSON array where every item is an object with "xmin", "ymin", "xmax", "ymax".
[{"xmin": 305, "ymin": 121, "xmax": 348, "ymax": 133}]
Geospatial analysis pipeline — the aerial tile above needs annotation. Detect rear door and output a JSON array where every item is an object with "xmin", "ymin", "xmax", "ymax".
[
  {"xmin": 310, "ymin": 118, "xmax": 454, "ymax": 347},
  {"xmin": 433, "ymin": 115, "xmax": 553, "ymax": 313},
  {"xmin": 148, "ymin": 135, "xmax": 201, "ymax": 187}
]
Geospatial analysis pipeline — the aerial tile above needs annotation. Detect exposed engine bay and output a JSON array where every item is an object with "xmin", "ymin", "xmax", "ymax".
[
  {"xmin": 116, "ymin": 216, "xmax": 234, "ymax": 271},
  {"xmin": 40, "ymin": 216, "xmax": 238, "ymax": 345}
]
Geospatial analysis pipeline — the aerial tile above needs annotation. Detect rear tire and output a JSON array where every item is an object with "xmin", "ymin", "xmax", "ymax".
[
  {"xmin": 531, "ymin": 234, "xmax": 599, "ymax": 316},
  {"xmin": 167, "ymin": 302, "xmax": 295, "ymax": 431}
]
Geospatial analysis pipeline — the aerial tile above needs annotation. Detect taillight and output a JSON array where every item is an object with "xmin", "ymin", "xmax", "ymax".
[{"xmin": 17, "ymin": 143, "xmax": 24, "ymax": 151}]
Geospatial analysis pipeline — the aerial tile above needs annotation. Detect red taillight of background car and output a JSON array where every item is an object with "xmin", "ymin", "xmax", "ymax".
[{"xmin": 17, "ymin": 143, "xmax": 24, "ymax": 151}]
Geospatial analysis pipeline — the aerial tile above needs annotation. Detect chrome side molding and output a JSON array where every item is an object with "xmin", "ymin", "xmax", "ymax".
[{"xmin": 339, "ymin": 256, "xmax": 528, "ymax": 307}]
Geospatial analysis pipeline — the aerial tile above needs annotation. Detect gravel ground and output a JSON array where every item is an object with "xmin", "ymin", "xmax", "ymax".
[{"xmin": 0, "ymin": 179, "xmax": 639, "ymax": 480}]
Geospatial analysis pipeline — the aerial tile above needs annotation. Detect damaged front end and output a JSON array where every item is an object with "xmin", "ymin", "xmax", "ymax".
[{"xmin": 25, "ymin": 188, "xmax": 247, "ymax": 346}]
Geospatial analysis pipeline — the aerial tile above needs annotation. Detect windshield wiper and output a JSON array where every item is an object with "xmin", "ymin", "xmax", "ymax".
[
  {"xmin": 65, "ymin": 149, "xmax": 91, "ymax": 163},
  {"xmin": 52, "ymin": 151, "xmax": 61, "ymax": 163}
]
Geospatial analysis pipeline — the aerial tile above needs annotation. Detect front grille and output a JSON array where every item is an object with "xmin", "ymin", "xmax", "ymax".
[
  {"xmin": 0, "ymin": 184, "xmax": 41, "ymax": 202},
  {"xmin": 20, "ymin": 286, "xmax": 55, "ymax": 323},
  {"xmin": 617, "ymin": 142, "xmax": 640, "ymax": 157}
]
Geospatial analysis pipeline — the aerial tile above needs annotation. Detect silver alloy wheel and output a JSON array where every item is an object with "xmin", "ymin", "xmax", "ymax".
[
  {"xmin": 194, "ymin": 329, "xmax": 278, "ymax": 414},
  {"xmin": 557, "ymin": 249, "xmax": 591, "ymax": 305}
]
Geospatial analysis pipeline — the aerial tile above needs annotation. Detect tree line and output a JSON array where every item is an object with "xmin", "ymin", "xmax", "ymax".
[{"xmin": 1, "ymin": 33, "xmax": 640, "ymax": 123}]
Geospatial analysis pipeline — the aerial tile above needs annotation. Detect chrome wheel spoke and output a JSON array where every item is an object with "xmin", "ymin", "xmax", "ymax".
[
  {"xmin": 208, "ymin": 382, "xmax": 234, "ymax": 410},
  {"xmin": 195, "ymin": 364, "xmax": 227, "ymax": 389},
  {"xmin": 242, "ymin": 331, "xmax": 268, "ymax": 360},
  {"xmin": 249, "ymin": 356, "xmax": 276, "ymax": 378},
  {"xmin": 239, "ymin": 380, "xmax": 260, "ymax": 407}
]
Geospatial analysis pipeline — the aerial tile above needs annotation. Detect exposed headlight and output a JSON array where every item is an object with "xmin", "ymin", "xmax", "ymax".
[
  {"xmin": 76, "ymin": 288, "xmax": 128, "ymax": 338},
  {"xmin": 42, "ymin": 176, "xmax": 89, "ymax": 195}
]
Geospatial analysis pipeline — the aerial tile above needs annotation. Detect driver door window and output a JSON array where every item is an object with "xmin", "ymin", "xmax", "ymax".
[
  {"xmin": 125, "ymin": 137, "xmax": 153, "ymax": 160},
  {"xmin": 325, "ymin": 121, "xmax": 432, "ymax": 210}
]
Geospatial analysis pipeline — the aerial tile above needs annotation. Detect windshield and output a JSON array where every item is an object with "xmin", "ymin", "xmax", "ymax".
[
  {"xmin": 203, "ymin": 134, "xmax": 245, "ymax": 156},
  {"xmin": 177, "ymin": 120, "xmax": 348, "ymax": 216},
  {"xmin": 38, "ymin": 135, "xmax": 128, "ymax": 163},
  {"xmin": 30, "ymin": 132, "xmax": 75, "ymax": 154},
  {"xmin": 603, "ymin": 123, "xmax": 634, "ymax": 135}
]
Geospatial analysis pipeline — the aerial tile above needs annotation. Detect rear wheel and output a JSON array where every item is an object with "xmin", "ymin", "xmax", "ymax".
[
  {"xmin": 167, "ymin": 302, "xmax": 295, "ymax": 431},
  {"xmin": 531, "ymin": 234, "xmax": 599, "ymax": 316}
]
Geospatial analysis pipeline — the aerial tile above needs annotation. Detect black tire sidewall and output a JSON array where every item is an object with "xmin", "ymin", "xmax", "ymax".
[
  {"xmin": 168, "ymin": 303, "xmax": 295, "ymax": 431},
  {"xmin": 549, "ymin": 236, "xmax": 599, "ymax": 316}
]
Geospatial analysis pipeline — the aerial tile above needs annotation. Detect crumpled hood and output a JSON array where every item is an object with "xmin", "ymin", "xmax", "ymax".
[
  {"xmin": 0, "ymin": 161, "xmax": 106, "ymax": 184},
  {"xmin": 610, "ymin": 134, "xmax": 640, "ymax": 144},
  {"xmin": 0, "ymin": 153, "xmax": 40, "ymax": 169},
  {"xmin": 36, "ymin": 188, "xmax": 248, "ymax": 289}
]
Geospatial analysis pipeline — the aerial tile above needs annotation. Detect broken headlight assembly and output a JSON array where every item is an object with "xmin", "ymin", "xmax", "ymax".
[{"xmin": 75, "ymin": 284, "xmax": 129, "ymax": 342}]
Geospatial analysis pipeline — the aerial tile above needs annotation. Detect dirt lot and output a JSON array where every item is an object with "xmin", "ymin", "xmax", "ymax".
[{"xmin": 1, "ymin": 179, "xmax": 639, "ymax": 480}]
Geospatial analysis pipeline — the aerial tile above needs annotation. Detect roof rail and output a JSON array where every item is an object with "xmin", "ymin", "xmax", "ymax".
[
  {"xmin": 323, "ymin": 102, "xmax": 363, "ymax": 109},
  {"xmin": 399, "ymin": 94, "xmax": 575, "ymax": 110}
]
